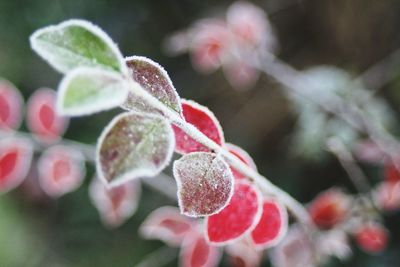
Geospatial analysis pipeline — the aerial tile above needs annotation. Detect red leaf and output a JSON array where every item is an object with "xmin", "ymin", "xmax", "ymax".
[
  {"xmin": 205, "ymin": 181, "xmax": 262, "ymax": 244},
  {"xmin": 225, "ymin": 143, "xmax": 257, "ymax": 180},
  {"xmin": 38, "ymin": 145, "xmax": 85, "ymax": 197},
  {"xmin": 308, "ymin": 188, "xmax": 351, "ymax": 230},
  {"xmin": 27, "ymin": 88, "xmax": 68, "ymax": 143},
  {"xmin": 223, "ymin": 60, "xmax": 259, "ymax": 90},
  {"xmin": 180, "ymin": 231, "xmax": 221, "ymax": 267},
  {"xmin": 250, "ymin": 199, "xmax": 288, "ymax": 249},
  {"xmin": 355, "ymin": 223, "xmax": 388, "ymax": 254},
  {"xmin": 0, "ymin": 80, "xmax": 23, "ymax": 131},
  {"xmin": 174, "ymin": 152, "xmax": 234, "ymax": 217},
  {"xmin": 173, "ymin": 100, "xmax": 224, "ymax": 154},
  {"xmin": 140, "ymin": 206, "xmax": 193, "ymax": 246},
  {"xmin": 90, "ymin": 178, "xmax": 141, "ymax": 228},
  {"xmin": 270, "ymin": 225, "xmax": 315, "ymax": 267},
  {"xmin": 0, "ymin": 137, "xmax": 33, "ymax": 194}
]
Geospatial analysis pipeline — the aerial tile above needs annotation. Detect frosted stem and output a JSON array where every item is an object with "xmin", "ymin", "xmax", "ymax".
[{"xmin": 126, "ymin": 79, "xmax": 315, "ymax": 229}]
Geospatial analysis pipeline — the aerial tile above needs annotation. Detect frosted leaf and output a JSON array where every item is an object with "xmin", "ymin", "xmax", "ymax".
[
  {"xmin": 225, "ymin": 143, "xmax": 257, "ymax": 180},
  {"xmin": 37, "ymin": 145, "xmax": 86, "ymax": 197},
  {"xmin": 122, "ymin": 56, "xmax": 182, "ymax": 116},
  {"xmin": 57, "ymin": 67, "xmax": 128, "ymax": 116},
  {"xmin": 0, "ymin": 137, "xmax": 33, "ymax": 194},
  {"xmin": 205, "ymin": 181, "xmax": 262, "ymax": 245},
  {"xmin": 270, "ymin": 225, "xmax": 316, "ymax": 267},
  {"xmin": 316, "ymin": 230, "xmax": 352, "ymax": 260},
  {"xmin": 250, "ymin": 199, "xmax": 288, "ymax": 249},
  {"xmin": 173, "ymin": 152, "xmax": 234, "ymax": 217},
  {"xmin": 89, "ymin": 177, "xmax": 141, "ymax": 228},
  {"xmin": 140, "ymin": 206, "xmax": 193, "ymax": 246},
  {"xmin": 173, "ymin": 100, "xmax": 224, "ymax": 154},
  {"xmin": 96, "ymin": 112, "xmax": 174, "ymax": 186},
  {"xmin": 0, "ymin": 79, "xmax": 23, "ymax": 131},
  {"xmin": 180, "ymin": 230, "xmax": 222, "ymax": 267},
  {"xmin": 30, "ymin": 19, "xmax": 127, "ymax": 75},
  {"xmin": 27, "ymin": 88, "xmax": 69, "ymax": 144},
  {"xmin": 225, "ymin": 238, "xmax": 262, "ymax": 267}
]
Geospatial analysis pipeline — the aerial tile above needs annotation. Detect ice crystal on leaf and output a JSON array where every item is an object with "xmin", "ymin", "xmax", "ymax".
[
  {"xmin": 173, "ymin": 152, "xmax": 234, "ymax": 217},
  {"xmin": 206, "ymin": 181, "xmax": 262, "ymax": 245},
  {"xmin": 173, "ymin": 100, "xmax": 224, "ymax": 154},
  {"xmin": 97, "ymin": 112, "xmax": 174, "ymax": 186},
  {"xmin": 122, "ymin": 56, "xmax": 182, "ymax": 116},
  {"xmin": 140, "ymin": 206, "xmax": 194, "ymax": 246}
]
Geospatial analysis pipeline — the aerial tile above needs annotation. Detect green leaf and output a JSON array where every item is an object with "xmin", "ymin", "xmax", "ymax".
[
  {"xmin": 122, "ymin": 56, "xmax": 182, "ymax": 116},
  {"xmin": 96, "ymin": 112, "xmax": 174, "ymax": 186},
  {"xmin": 30, "ymin": 19, "xmax": 127, "ymax": 75},
  {"xmin": 57, "ymin": 67, "xmax": 129, "ymax": 116}
]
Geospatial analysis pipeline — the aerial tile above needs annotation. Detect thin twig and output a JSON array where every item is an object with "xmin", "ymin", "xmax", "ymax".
[{"xmin": 326, "ymin": 137, "xmax": 371, "ymax": 193}]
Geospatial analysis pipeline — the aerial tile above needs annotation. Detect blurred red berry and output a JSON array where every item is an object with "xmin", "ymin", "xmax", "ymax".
[
  {"xmin": 355, "ymin": 223, "xmax": 388, "ymax": 254},
  {"xmin": 27, "ymin": 88, "xmax": 68, "ymax": 143},
  {"xmin": 308, "ymin": 188, "xmax": 351, "ymax": 229},
  {"xmin": 0, "ymin": 80, "xmax": 23, "ymax": 131},
  {"xmin": 38, "ymin": 145, "xmax": 85, "ymax": 197}
]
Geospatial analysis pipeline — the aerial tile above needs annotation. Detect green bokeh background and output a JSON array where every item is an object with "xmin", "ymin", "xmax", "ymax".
[{"xmin": 1, "ymin": 0, "xmax": 400, "ymax": 266}]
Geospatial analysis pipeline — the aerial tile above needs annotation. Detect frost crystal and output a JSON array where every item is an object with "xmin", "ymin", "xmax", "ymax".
[
  {"xmin": 97, "ymin": 112, "xmax": 174, "ymax": 186},
  {"xmin": 173, "ymin": 152, "xmax": 233, "ymax": 217}
]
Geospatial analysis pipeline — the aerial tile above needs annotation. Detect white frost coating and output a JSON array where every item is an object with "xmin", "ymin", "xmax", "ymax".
[
  {"xmin": 251, "ymin": 198, "xmax": 289, "ymax": 250},
  {"xmin": 225, "ymin": 238, "xmax": 262, "ymax": 267},
  {"xmin": 89, "ymin": 177, "xmax": 141, "ymax": 228},
  {"xmin": 124, "ymin": 55, "xmax": 183, "ymax": 115},
  {"xmin": 204, "ymin": 180, "xmax": 263, "ymax": 246},
  {"xmin": 179, "ymin": 230, "xmax": 222, "ymax": 267},
  {"xmin": 140, "ymin": 206, "xmax": 193, "ymax": 246},
  {"xmin": 125, "ymin": 76, "xmax": 314, "ymax": 227},
  {"xmin": 57, "ymin": 67, "xmax": 129, "ymax": 116},
  {"xmin": 96, "ymin": 111, "xmax": 175, "ymax": 188},
  {"xmin": 0, "ymin": 79, "xmax": 24, "ymax": 131},
  {"xmin": 181, "ymin": 98, "xmax": 225, "ymax": 143},
  {"xmin": 0, "ymin": 137, "xmax": 33, "ymax": 194},
  {"xmin": 173, "ymin": 152, "xmax": 234, "ymax": 217},
  {"xmin": 225, "ymin": 142, "xmax": 257, "ymax": 171},
  {"xmin": 37, "ymin": 144, "xmax": 86, "ymax": 198},
  {"xmin": 30, "ymin": 19, "xmax": 128, "ymax": 76}
]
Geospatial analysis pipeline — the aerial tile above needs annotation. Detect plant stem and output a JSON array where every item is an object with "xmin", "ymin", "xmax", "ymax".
[
  {"xmin": 255, "ymin": 54, "xmax": 400, "ymax": 162},
  {"xmin": 326, "ymin": 137, "xmax": 371, "ymax": 193},
  {"xmin": 126, "ymin": 79, "xmax": 315, "ymax": 229}
]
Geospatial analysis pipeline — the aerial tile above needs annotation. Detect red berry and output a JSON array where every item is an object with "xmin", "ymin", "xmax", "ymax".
[
  {"xmin": 27, "ymin": 88, "xmax": 68, "ymax": 143},
  {"xmin": 355, "ymin": 223, "xmax": 388, "ymax": 254},
  {"xmin": 0, "ymin": 80, "xmax": 23, "ymax": 131},
  {"xmin": 308, "ymin": 188, "xmax": 350, "ymax": 229}
]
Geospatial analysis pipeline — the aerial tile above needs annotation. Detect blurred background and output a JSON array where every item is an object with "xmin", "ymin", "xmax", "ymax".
[{"xmin": 1, "ymin": 0, "xmax": 400, "ymax": 266}]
